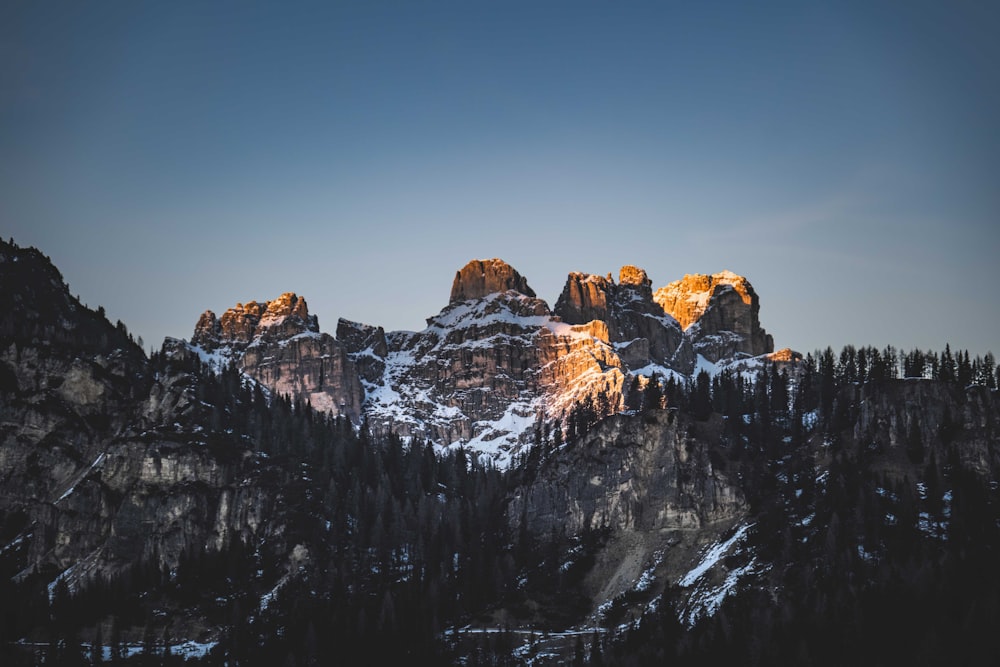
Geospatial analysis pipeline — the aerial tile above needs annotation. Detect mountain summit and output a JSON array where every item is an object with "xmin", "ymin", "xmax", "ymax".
[
  {"xmin": 449, "ymin": 258, "xmax": 537, "ymax": 304},
  {"xmin": 655, "ymin": 270, "xmax": 773, "ymax": 361},
  {"xmin": 173, "ymin": 259, "xmax": 775, "ymax": 465},
  {"xmin": 192, "ymin": 292, "xmax": 317, "ymax": 349}
]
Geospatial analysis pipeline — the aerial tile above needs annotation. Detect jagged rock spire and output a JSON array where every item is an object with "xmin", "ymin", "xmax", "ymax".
[
  {"xmin": 191, "ymin": 293, "xmax": 318, "ymax": 349},
  {"xmin": 654, "ymin": 271, "xmax": 772, "ymax": 361},
  {"xmin": 449, "ymin": 259, "xmax": 536, "ymax": 304}
]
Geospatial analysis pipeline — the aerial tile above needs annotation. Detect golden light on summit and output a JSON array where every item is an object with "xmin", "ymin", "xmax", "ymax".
[{"xmin": 654, "ymin": 270, "xmax": 755, "ymax": 330}]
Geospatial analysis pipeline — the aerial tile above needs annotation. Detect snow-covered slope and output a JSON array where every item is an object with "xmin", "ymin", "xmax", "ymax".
[{"xmin": 356, "ymin": 290, "xmax": 620, "ymax": 468}]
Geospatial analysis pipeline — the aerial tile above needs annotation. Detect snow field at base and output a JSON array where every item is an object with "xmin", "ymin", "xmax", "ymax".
[
  {"xmin": 171, "ymin": 640, "xmax": 218, "ymax": 659},
  {"xmin": 628, "ymin": 362, "xmax": 687, "ymax": 385},
  {"xmin": 47, "ymin": 562, "xmax": 78, "ymax": 601},
  {"xmin": 631, "ymin": 549, "xmax": 665, "ymax": 594},
  {"xmin": 444, "ymin": 625, "xmax": 609, "ymax": 667}
]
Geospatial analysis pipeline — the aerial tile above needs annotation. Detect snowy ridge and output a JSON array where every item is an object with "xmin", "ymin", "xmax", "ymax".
[
  {"xmin": 359, "ymin": 292, "xmax": 554, "ymax": 467},
  {"xmin": 355, "ymin": 290, "xmax": 626, "ymax": 466},
  {"xmin": 168, "ymin": 338, "xmax": 236, "ymax": 373},
  {"xmin": 426, "ymin": 292, "xmax": 550, "ymax": 331}
]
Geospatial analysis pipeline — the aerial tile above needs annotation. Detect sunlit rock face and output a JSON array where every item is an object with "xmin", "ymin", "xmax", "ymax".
[
  {"xmin": 360, "ymin": 263, "xmax": 624, "ymax": 466},
  {"xmin": 554, "ymin": 272, "xmax": 613, "ymax": 324},
  {"xmin": 192, "ymin": 293, "xmax": 317, "ymax": 349},
  {"xmin": 189, "ymin": 293, "xmax": 364, "ymax": 420},
  {"xmin": 654, "ymin": 271, "xmax": 773, "ymax": 362},
  {"xmin": 654, "ymin": 271, "xmax": 746, "ymax": 330},
  {"xmin": 768, "ymin": 348, "xmax": 801, "ymax": 363},
  {"xmin": 449, "ymin": 258, "xmax": 536, "ymax": 304},
  {"xmin": 555, "ymin": 266, "xmax": 694, "ymax": 373}
]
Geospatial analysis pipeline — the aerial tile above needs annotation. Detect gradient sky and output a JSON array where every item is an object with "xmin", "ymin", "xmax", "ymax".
[{"xmin": 3, "ymin": 1, "xmax": 999, "ymax": 356}]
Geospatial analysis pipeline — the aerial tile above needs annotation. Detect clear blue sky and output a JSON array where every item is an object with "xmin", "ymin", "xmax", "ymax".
[{"xmin": 3, "ymin": 1, "xmax": 998, "ymax": 356}]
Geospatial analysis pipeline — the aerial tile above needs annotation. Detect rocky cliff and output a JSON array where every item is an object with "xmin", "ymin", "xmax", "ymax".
[
  {"xmin": 450, "ymin": 258, "xmax": 536, "ymax": 304},
  {"xmin": 0, "ymin": 240, "xmax": 296, "ymax": 601},
  {"xmin": 654, "ymin": 270, "xmax": 773, "ymax": 362},
  {"xmin": 554, "ymin": 266, "xmax": 695, "ymax": 373},
  {"xmin": 510, "ymin": 410, "xmax": 745, "ymax": 536},
  {"xmin": 508, "ymin": 408, "xmax": 748, "ymax": 619},
  {"xmin": 189, "ymin": 292, "xmax": 364, "ymax": 420},
  {"xmin": 358, "ymin": 261, "xmax": 625, "ymax": 465}
]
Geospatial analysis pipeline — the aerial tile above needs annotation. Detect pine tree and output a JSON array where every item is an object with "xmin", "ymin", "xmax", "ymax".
[
  {"xmin": 940, "ymin": 344, "xmax": 956, "ymax": 383},
  {"xmin": 643, "ymin": 376, "xmax": 663, "ymax": 414},
  {"xmin": 692, "ymin": 370, "xmax": 712, "ymax": 420},
  {"xmin": 957, "ymin": 350, "xmax": 973, "ymax": 387},
  {"xmin": 982, "ymin": 352, "xmax": 997, "ymax": 389}
]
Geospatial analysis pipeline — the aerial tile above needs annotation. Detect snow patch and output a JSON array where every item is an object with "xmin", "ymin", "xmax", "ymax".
[
  {"xmin": 676, "ymin": 523, "xmax": 767, "ymax": 626},
  {"xmin": 678, "ymin": 523, "xmax": 752, "ymax": 587},
  {"xmin": 682, "ymin": 557, "xmax": 766, "ymax": 626}
]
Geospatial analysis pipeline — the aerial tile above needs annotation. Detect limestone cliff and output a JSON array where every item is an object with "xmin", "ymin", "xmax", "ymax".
[
  {"xmin": 357, "ymin": 261, "xmax": 710, "ymax": 464},
  {"xmin": 449, "ymin": 258, "xmax": 536, "ymax": 304},
  {"xmin": 360, "ymin": 288, "xmax": 623, "ymax": 465},
  {"xmin": 0, "ymin": 239, "xmax": 288, "ymax": 600},
  {"xmin": 654, "ymin": 270, "xmax": 773, "ymax": 362},
  {"xmin": 555, "ymin": 266, "xmax": 694, "ymax": 373},
  {"xmin": 508, "ymin": 409, "xmax": 748, "ymax": 620},
  {"xmin": 190, "ymin": 292, "xmax": 364, "ymax": 420},
  {"xmin": 510, "ymin": 410, "xmax": 745, "ymax": 536},
  {"xmin": 335, "ymin": 318, "xmax": 389, "ymax": 386}
]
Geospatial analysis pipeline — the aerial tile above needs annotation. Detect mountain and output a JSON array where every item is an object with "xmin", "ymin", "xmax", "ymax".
[
  {"xmin": 2, "ymin": 238, "xmax": 999, "ymax": 666},
  {"xmin": 654, "ymin": 270, "xmax": 773, "ymax": 362},
  {"xmin": 176, "ymin": 258, "xmax": 776, "ymax": 466},
  {"xmin": 188, "ymin": 292, "xmax": 365, "ymax": 420}
]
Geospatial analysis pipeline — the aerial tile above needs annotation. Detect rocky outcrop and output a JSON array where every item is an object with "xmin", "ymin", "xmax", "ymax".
[
  {"xmin": 188, "ymin": 293, "xmax": 364, "ymax": 420},
  {"xmin": 364, "ymin": 291, "xmax": 564, "ymax": 460},
  {"xmin": 654, "ymin": 271, "xmax": 773, "ymax": 362},
  {"xmin": 192, "ymin": 292, "xmax": 317, "ymax": 350},
  {"xmin": 555, "ymin": 266, "xmax": 694, "ymax": 373},
  {"xmin": 511, "ymin": 410, "xmax": 745, "ymax": 536},
  {"xmin": 242, "ymin": 333, "xmax": 364, "ymax": 417},
  {"xmin": 508, "ymin": 408, "xmax": 749, "ymax": 616},
  {"xmin": 554, "ymin": 272, "xmax": 614, "ymax": 324},
  {"xmin": 336, "ymin": 318, "xmax": 389, "ymax": 386},
  {"xmin": 449, "ymin": 258, "xmax": 536, "ymax": 304},
  {"xmin": 843, "ymin": 379, "xmax": 1000, "ymax": 478},
  {"xmin": 358, "ymin": 260, "xmax": 724, "ymax": 463},
  {"xmin": 0, "ymin": 239, "xmax": 288, "ymax": 595}
]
